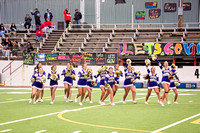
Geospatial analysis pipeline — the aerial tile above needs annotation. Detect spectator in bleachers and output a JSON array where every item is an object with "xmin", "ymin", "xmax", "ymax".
[
  {"xmin": 30, "ymin": 8, "xmax": 41, "ymax": 30},
  {"xmin": 36, "ymin": 27, "xmax": 43, "ymax": 42},
  {"xmin": 10, "ymin": 23, "xmax": 17, "ymax": 32},
  {"xmin": 9, "ymin": 23, "xmax": 17, "ymax": 37},
  {"xmin": 4, "ymin": 37, "xmax": 13, "ymax": 52},
  {"xmin": 73, "ymin": 9, "xmax": 82, "ymax": 28},
  {"xmin": 12, "ymin": 41, "xmax": 19, "ymax": 57},
  {"xmin": 0, "ymin": 24, "xmax": 7, "ymax": 38},
  {"xmin": 1, "ymin": 41, "xmax": 9, "ymax": 56},
  {"xmin": 0, "ymin": 43, "xmax": 3, "ymax": 55},
  {"xmin": 24, "ymin": 14, "xmax": 32, "ymax": 29},
  {"xmin": 44, "ymin": 18, "xmax": 52, "ymax": 33},
  {"xmin": 64, "ymin": 8, "xmax": 71, "ymax": 28},
  {"xmin": 25, "ymin": 42, "xmax": 34, "ymax": 53},
  {"xmin": 44, "ymin": 9, "xmax": 53, "ymax": 22}
]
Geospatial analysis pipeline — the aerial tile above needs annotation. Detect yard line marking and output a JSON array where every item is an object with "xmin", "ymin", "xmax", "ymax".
[
  {"xmin": 72, "ymin": 131, "xmax": 82, "ymax": 133},
  {"xmin": 0, "ymin": 96, "xmax": 150, "ymax": 126},
  {"xmin": 151, "ymin": 113, "xmax": 200, "ymax": 133},
  {"xmin": 188, "ymin": 101, "xmax": 193, "ymax": 102},
  {"xmin": 0, "ymin": 129, "xmax": 12, "ymax": 132},
  {"xmin": 0, "ymin": 92, "xmax": 31, "ymax": 94},
  {"xmin": 35, "ymin": 130, "xmax": 47, "ymax": 133},
  {"xmin": 0, "ymin": 99, "xmax": 29, "ymax": 104},
  {"xmin": 0, "ymin": 111, "xmax": 67, "ymax": 126},
  {"xmin": 0, "ymin": 92, "xmax": 99, "ymax": 104}
]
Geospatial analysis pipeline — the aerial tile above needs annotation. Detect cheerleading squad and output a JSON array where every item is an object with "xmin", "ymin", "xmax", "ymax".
[{"xmin": 29, "ymin": 55, "xmax": 180, "ymax": 106}]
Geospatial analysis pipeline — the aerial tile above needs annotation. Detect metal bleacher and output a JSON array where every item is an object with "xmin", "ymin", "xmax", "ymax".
[{"xmin": 1, "ymin": 22, "xmax": 200, "ymax": 66}]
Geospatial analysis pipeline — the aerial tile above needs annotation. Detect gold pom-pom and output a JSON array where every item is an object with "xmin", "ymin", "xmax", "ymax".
[
  {"xmin": 151, "ymin": 54, "xmax": 157, "ymax": 61},
  {"xmin": 126, "ymin": 59, "xmax": 132, "ymax": 64},
  {"xmin": 145, "ymin": 59, "xmax": 151, "ymax": 66}
]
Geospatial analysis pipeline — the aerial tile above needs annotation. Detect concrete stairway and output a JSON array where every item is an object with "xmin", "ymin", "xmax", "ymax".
[{"xmin": 40, "ymin": 30, "xmax": 64, "ymax": 53}]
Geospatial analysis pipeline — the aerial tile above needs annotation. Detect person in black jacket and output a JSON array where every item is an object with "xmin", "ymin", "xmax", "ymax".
[
  {"xmin": 30, "ymin": 8, "xmax": 41, "ymax": 30},
  {"xmin": 73, "ymin": 9, "xmax": 82, "ymax": 28},
  {"xmin": 12, "ymin": 41, "xmax": 19, "ymax": 56},
  {"xmin": 9, "ymin": 23, "xmax": 17, "ymax": 37},
  {"xmin": 10, "ymin": 23, "xmax": 17, "ymax": 32},
  {"xmin": 25, "ymin": 42, "xmax": 34, "ymax": 53},
  {"xmin": 44, "ymin": 9, "xmax": 53, "ymax": 21},
  {"xmin": 24, "ymin": 14, "xmax": 32, "ymax": 29}
]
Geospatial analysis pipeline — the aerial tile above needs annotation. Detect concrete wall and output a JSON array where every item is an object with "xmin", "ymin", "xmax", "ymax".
[{"xmin": 0, "ymin": 61, "xmax": 200, "ymax": 88}]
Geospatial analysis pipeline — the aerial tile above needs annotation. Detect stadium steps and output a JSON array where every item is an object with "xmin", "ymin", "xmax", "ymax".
[{"xmin": 40, "ymin": 30, "xmax": 64, "ymax": 53}]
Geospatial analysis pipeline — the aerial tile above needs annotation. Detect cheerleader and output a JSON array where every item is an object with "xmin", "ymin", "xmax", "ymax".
[
  {"xmin": 75, "ymin": 64, "xmax": 88, "ymax": 106},
  {"xmin": 144, "ymin": 63, "xmax": 163, "ymax": 106},
  {"xmin": 114, "ymin": 64, "xmax": 123, "ymax": 97},
  {"xmin": 47, "ymin": 65, "xmax": 60, "ymax": 104},
  {"xmin": 33, "ymin": 63, "xmax": 46, "ymax": 102},
  {"xmin": 84, "ymin": 67, "xmax": 96, "ymax": 103},
  {"xmin": 122, "ymin": 61, "xmax": 140, "ymax": 104},
  {"xmin": 169, "ymin": 68, "xmax": 180, "ymax": 104},
  {"xmin": 29, "ymin": 68, "xmax": 46, "ymax": 104},
  {"xmin": 155, "ymin": 57, "xmax": 171, "ymax": 104},
  {"xmin": 100, "ymin": 67, "xmax": 117, "ymax": 106},
  {"xmin": 61, "ymin": 63, "xmax": 75, "ymax": 102},
  {"xmin": 95, "ymin": 65, "xmax": 108, "ymax": 104}
]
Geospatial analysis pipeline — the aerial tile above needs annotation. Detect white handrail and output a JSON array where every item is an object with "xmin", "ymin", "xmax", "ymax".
[{"xmin": 70, "ymin": 22, "xmax": 200, "ymax": 29}]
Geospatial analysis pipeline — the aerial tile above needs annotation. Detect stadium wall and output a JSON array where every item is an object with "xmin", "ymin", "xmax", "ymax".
[
  {"xmin": 0, "ymin": 61, "xmax": 199, "ymax": 88},
  {"xmin": 0, "ymin": 0, "xmax": 199, "ymax": 27}
]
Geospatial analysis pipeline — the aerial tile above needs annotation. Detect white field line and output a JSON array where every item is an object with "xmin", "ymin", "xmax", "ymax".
[
  {"xmin": 0, "ymin": 91, "xmax": 99, "ymax": 104},
  {"xmin": 35, "ymin": 130, "xmax": 47, "ymax": 133},
  {"xmin": 0, "ymin": 129, "xmax": 12, "ymax": 132},
  {"xmin": 72, "ymin": 131, "xmax": 82, "ymax": 133},
  {"xmin": 0, "ymin": 95, "xmax": 153, "ymax": 126},
  {"xmin": 151, "ymin": 113, "xmax": 200, "ymax": 133}
]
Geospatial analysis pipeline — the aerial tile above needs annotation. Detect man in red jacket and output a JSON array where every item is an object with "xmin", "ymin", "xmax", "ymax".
[
  {"xmin": 36, "ymin": 27, "xmax": 43, "ymax": 41},
  {"xmin": 63, "ymin": 8, "xmax": 71, "ymax": 28},
  {"xmin": 44, "ymin": 18, "xmax": 52, "ymax": 33}
]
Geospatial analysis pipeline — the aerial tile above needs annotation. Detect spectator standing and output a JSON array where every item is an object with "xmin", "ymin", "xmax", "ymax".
[
  {"xmin": 73, "ymin": 9, "xmax": 82, "ymax": 28},
  {"xmin": 30, "ymin": 8, "xmax": 41, "ymax": 30},
  {"xmin": 44, "ymin": 9, "xmax": 53, "ymax": 21},
  {"xmin": 10, "ymin": 23, "xmax": 17, "ymax": 37},
  {"xmin": 12, "ymin": 41, "xmax": 19, "ymax": 57},
  {"xmin": 24, "ymin": 14, "xmax": 32, "ymax": 29},
  {"xmin": 25, "ymin": 42, "xmax": 34, "ymax": 53},
  {"xmin": 0, "ymin": 24, "xmax": 7, "ymax": 38},
  {"xmin": 44, "ymin": 18, "xmax": 52, "ymax": 33},
  {"xmin": 64, "ymin": 8, "xmax": 71, "ymax": 28},
  {"xmin": 36, "ymin": 27, "xmax": 43, "ymax": 41}
]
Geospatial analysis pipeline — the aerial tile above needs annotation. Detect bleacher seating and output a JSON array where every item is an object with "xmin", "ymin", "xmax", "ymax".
[{"xmin": 1, "ymin": 25, "xmax": 200, "ymax": 66}]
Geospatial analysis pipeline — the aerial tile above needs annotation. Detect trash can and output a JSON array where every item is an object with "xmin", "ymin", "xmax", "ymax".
[{"xmin": 57, "ymin": 21, "xmax": 64, "ymax": 30}]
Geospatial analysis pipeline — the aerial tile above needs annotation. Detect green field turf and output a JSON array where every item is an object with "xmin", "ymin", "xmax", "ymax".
[{"xmin": 0, "ymin": 87, "xmax": 200, "ymax": 133}]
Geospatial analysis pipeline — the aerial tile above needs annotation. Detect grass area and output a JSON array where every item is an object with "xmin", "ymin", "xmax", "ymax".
[{"xmin": 0, "ymin": 87, "xmax": 200, "ymax": 133}]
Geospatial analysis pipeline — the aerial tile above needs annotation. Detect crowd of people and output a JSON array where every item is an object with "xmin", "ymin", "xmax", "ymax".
[
  {"xmin": 0, "ymin": 36, "xmax": 34, "ymax": 57},
  {"xmin": 29, "ymin": 56, "xmax": 180, "ymax": 106},
  {"xmin": 0, "ymin": 7, "xmax": 82, "ymax": 57}
]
